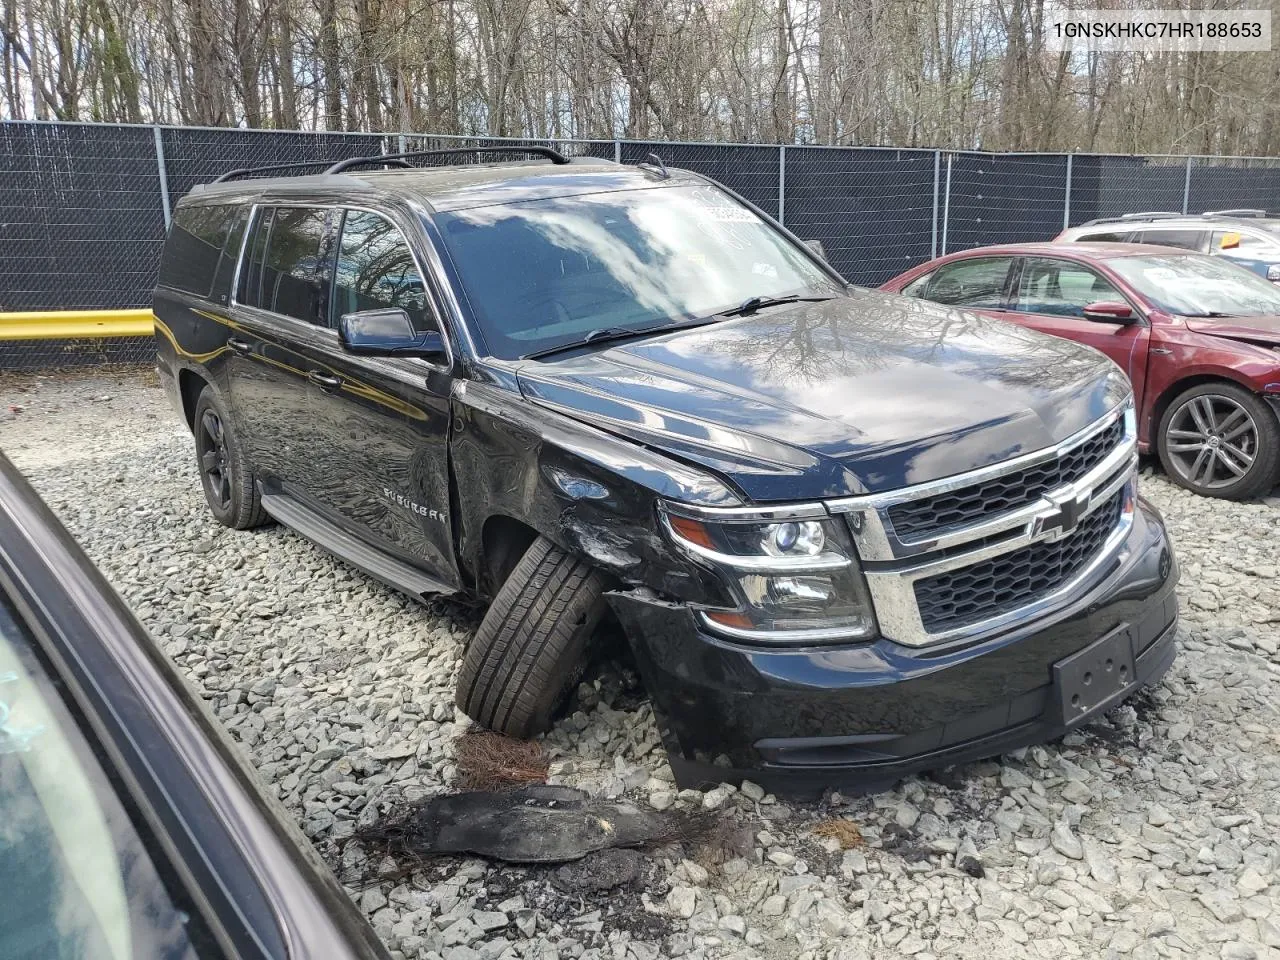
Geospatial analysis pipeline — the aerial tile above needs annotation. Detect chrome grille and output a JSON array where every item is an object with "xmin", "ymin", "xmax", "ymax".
[
  {"xmin": 913, "ymin": 488, "xmax": 1125, "ymax": 633},
  {"xmin": 828, "ymin": 401, "xmax": 1138, "ymax": 648},
  {"xmin": 888, "ymin": 416, "xmax": 1125, "ymax": 539}
]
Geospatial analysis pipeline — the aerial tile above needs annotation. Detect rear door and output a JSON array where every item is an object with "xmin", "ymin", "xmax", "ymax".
[
  {"xmin": 298, "ymin": 207, "xmax": 460, "ymax": 586},
  {"xmin": 1004, "ymin": 255, "xmax": 1150, "ymax": 402},
  {"xmin": 224, "ymin": 204, "xmax": 338, "ymax": 487}
]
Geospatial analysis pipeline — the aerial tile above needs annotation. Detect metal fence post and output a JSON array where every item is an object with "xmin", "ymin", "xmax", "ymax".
[
  {"xmin": 1183, "ymin": 157, "xmax": 1193, "ymax": 214},
  {"xmin": 931, "ymin": 150, "xmax": 941, "ymax": 258},
  {"xmin": 941, "ymin": 153, "xmax": 953, "ymax": 255},
  {"xmin": 614, "ymin": 139, "xmax": 621, "ymax": 164},
  {"xmin": 778, "ymin": 145, "xmax": 786, "ymax": 226},
  {"xmin": 1063, "ymin": 153, "xmax": 1073, "ymax": 230},
  {"xmin": 153, "ymin": 125, "xmax": 171, "ymax": 229}
]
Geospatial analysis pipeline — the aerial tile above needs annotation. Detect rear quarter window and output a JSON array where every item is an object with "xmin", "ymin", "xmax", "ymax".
[{"xmin": 158, "ymin": 205, "xmax": 241, "ymax": 298}]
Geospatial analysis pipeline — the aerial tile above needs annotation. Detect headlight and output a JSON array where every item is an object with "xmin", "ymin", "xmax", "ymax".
[
  {"xmin": 660, "ymin": 506, "xmax": 877, "ymax": 643},
  {"xmin": 1268, "ymin": 264, "xmax": 1280, "ymax": 282}
]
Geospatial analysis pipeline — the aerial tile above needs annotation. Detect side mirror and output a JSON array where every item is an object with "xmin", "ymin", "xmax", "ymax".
[
  {"xmin": 339, "ymin": 308, "xmax": 447, "ymax": 360},
  {"xmin": 1082, "ymin": 300, "xmax": 1136, "ymax": 323},
  {"xmin": 803, "ymin": 238, "xmax": 827, "ymax": 261}
]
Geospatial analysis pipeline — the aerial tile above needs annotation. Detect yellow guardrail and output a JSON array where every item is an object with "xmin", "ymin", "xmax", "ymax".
[{"xmin": 0, "ymin": 309, "xmax": 155, "ymax": 341}]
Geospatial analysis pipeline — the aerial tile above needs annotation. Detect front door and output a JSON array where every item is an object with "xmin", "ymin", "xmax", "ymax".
[
  {"xmin": 1004, "ymin": 256, "xmax": 1150, "ymax": 405},
  {"xmin": 300, "ymin": 208, "xmax": 460, "ymax": 586}
]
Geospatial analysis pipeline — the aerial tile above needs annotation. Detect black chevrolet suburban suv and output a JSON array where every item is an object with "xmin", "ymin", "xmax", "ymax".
[{"xmin": 153, "ymin": 147, "xmax": 1179, "ymax": 795}]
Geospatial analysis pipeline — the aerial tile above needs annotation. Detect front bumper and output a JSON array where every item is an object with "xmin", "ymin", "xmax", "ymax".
[{"xmin": 608, "ymin": 497, "xmax": 1178, "ymax": 797}]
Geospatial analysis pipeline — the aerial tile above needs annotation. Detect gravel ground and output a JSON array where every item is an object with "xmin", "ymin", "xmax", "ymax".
[{"xmin": 4, "ymin": 369, "xmax": 1280, "ymax": 960}]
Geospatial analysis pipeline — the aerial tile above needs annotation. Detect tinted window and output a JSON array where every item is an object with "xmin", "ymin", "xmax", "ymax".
[
  {"xmin": 0, "ymin": 599, "xmax": 218, "ymax": 960},
  {"xmin": 921, "ymin": 257, "xmax": 1014, "ymax": 307},
  {"xmin": 332, "ymin": 211, "xmax": 434, "ymax": 332},
  {"xmin": 1015, "ymin": 258, "xmax": 1125, "ymax": 319},
  {"xmin": 158, "ymin": 205, "xmax": 238, "ymax": 297},
  {"xmin": 435, "ymin": 185, "xmax": 840, "ymax": 359},
  {"xmin": 1075, "ymin": 230, "xmax": 1133, "ymax": 243},
  {"xmin": 1137, "ymin": 229, "xmax": 1207, "ymax": 252},
  {"xmin": 237, "ymin": 207, "xmax": 330, "ymax": 323}
]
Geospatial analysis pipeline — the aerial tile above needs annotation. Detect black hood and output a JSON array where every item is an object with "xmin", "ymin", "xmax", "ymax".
[{"xmin": 516, "ymin": 290, "xmax": 1131, "ymax": 501}]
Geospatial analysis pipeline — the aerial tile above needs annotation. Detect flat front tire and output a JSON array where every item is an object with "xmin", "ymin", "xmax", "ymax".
[
  {"xmin": 1157, "ymin": 382, "xmax": 1280, "ymax": 500},
  {"xmin": 193, "ymin": 387, "xmax": 270, "ymax": 529},
  {"xmin": 456, "ymin": 536, "xmax": 611, "ymax": 738}
]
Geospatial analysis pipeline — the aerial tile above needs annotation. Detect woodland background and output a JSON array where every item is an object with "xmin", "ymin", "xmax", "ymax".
[{"xmin": 4, "ymin": 0, "xmax": 1280, "ymax": 154}]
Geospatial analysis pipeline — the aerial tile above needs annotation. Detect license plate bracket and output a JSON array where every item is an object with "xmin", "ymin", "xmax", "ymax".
[{"xmin": 1052, "ymin": 626, "xmax": 1137, "ymax": 727}]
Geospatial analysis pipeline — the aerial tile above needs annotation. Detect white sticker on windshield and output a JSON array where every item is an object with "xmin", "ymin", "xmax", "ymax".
[{"xmin": 752, "ymin": 262, "xmax": 779, "ymax": 279}]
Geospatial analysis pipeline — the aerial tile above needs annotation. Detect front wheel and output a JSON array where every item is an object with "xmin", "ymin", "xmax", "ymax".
[
  {"xmin": 1157, "ymin": 382, "xmax": 1280, "ymax": 499},
  {"xmin": 456, "ymin": 536, "xmax": 611, "ymax": 738}
]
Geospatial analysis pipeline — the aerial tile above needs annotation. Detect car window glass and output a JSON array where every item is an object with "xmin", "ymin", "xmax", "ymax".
[
  {"xmin": 237, "ymin": 208, "xmax": 272, "ymax": 308},
  {"xmin": 1014, "ymin": 258, "xmax": 1125, "ymax": 319},
  {"xmin": 1137, "ymin": 229, "xmax": 1206, "ymax": 251},
  {"xmin": 158, "ymin": 205, "xmax": 238, "ymax": 297},
  {"xmin": 921, "ymin": 257, "xmax": 1013, "ymax": 307},
  {"xmin": 901, "ymin": 272, "xmax": 931, "ymax": 297},
  {"xmin": 1075, "ymin": 231, "xmax": 1132, "ymax": 243},
  {"xmin": 1213, "ymin": 230, "xmax": 1280, "ymax": 258},
  {"xmin": 260, "ymin": 207, "xmax": 330, "ymax": 323},
  {"xmin": 435, "ymin": 185, "xmax": 841, "ymax": 360},
  {"xmin": 332, "ymin": 211, "xmax": 435, "ymax": 333},
  {"xmin": 209, "ymin": 207, "xmax": 250, "ymax": 306},
  {"xmin": 1107, "ymin": 254, "xmax": 1280, "ymax": 316},
  {"xmin": 0, "ymin": 599, "xmax": 219, "ymax": 960}
]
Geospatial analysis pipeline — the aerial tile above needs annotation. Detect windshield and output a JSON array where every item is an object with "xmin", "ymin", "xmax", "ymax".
[
  {"xmin": 435, "ymin": 184, "xmax": 841, "ymax": 359},
  {"xmin": 1106, "ymin": 254, "xmax": 1280, "ymax": 316},
  {"xmin": 0, "ymin": 599, "xmax": 216, "ymax": 960}
]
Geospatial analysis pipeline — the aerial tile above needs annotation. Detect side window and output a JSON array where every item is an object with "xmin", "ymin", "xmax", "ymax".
[
  {"xmin": 1014, "ymin": 257, "xmax": 1125, "ymax": 319},
  {"xmin": 1213, "ymin": 230, "xmax": 1280, "ymax": 258},
  {"xmin": 260, "ymin": 207, "xmax": 331, "ymax": 323},
  {"xmin": 332, "ymin": 210, "xmax": 435, "ymax": 332},
  {"xmin": 1075, "ymin": 230, "xmax": 1133, "ymax": 243},
  {"xmin": 237, "ymin": 208, "xmax": 272, "ymax": 308},
  {"xmin": 1137, "ymin": 229, "xmax": 1208, "ymax": 252},
  {"xmin": 208, "ymin": 207, "xmax": 250, "ymax": 306},
  {"xmin": 901, "ymin": 272, "xmax": 932, "ymax": 297},
  {"xmin": 921, "ymin": 257, "xmax": 1015, "ymax": 308},
  {"xmin": 157, "ymin": 204, "xmax": 238, "ymax": 297}
]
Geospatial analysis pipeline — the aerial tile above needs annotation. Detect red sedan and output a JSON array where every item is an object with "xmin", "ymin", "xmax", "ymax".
[{"xmin": 882, "ymin": 242, "xmax": 1280, "ymax": 499}]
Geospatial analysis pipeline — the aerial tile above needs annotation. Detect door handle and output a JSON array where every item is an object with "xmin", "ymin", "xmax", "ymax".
[
  {"xmin": 227, "ymin": 337, "xmax": 252, "ymax": 355},
  {"xmin": 307, "ymin": 370, "xmax": 343, "ymax": 389}
]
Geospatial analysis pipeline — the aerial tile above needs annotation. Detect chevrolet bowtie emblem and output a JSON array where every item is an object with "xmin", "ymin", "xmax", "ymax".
[{"xmin": 1031, "ymin": 492, "xmax": 1092, "ymax": 542}]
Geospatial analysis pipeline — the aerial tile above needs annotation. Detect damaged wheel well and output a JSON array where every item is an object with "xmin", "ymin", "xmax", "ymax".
[{"xmin": 480, "ymin": 515, "xmax": 540, "ymax": 595}]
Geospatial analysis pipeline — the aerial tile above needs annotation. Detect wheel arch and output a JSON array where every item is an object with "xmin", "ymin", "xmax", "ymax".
[
  {"xmin": 1149, "ymin": 370, "xmax": 1265, "ymax": 447},
  {"xmin": 177, "ymin": 367, "xmax": 214, "ymax": 432}
]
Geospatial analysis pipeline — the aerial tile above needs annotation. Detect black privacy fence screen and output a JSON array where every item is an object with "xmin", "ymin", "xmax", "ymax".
[{"xmin": 4, "ymin": 119, "xmax": 1280, "ymax": 328}]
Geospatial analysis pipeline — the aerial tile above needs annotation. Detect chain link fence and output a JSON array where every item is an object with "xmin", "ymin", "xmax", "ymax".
[{"xmin": 4, "ymin": 120, "xmax": 1280, "ymax": 369}]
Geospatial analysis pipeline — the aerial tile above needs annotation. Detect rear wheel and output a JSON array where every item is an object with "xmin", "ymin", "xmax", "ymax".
[
  {"xmin": 1157, "ymin": 382, "xmax": 1280, "ymax": 499},
  {"xmin": 456, "ymin": 536, "xmax": 611, "ymax": 738},
  {"xmin": 193, "ymin": 388, "xmax": 270, "ymax": 529}
]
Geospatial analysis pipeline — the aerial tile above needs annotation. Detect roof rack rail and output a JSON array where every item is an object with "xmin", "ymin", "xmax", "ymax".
[
  {"xmin": 1118, "ymin": 211, "xmax": 1183, "ymax": 221},
  {"xmin": 325, "ymin": 145, "xmax": 571, "ymax": 174},
  {"xmin": 1202, "ymin": 208, "xmax": 1269, "ymax": 218},
  {"xmin": 212, "ymin": 160, "xmax": 365, "ymax": 183}
]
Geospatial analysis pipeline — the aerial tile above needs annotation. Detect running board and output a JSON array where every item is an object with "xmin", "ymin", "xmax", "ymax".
[{"xmin": 260, "ymin": 492, "xmax": 456, "ymax": 600}]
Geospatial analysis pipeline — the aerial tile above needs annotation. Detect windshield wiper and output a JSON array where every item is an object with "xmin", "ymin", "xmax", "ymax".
[
  {"xmin": 720, "ymin": 294, "xmax": 836, "ymax": 318},
  {"xmin": 523, "ymin": 315, "xmax": 722, "ymax": 360}
]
